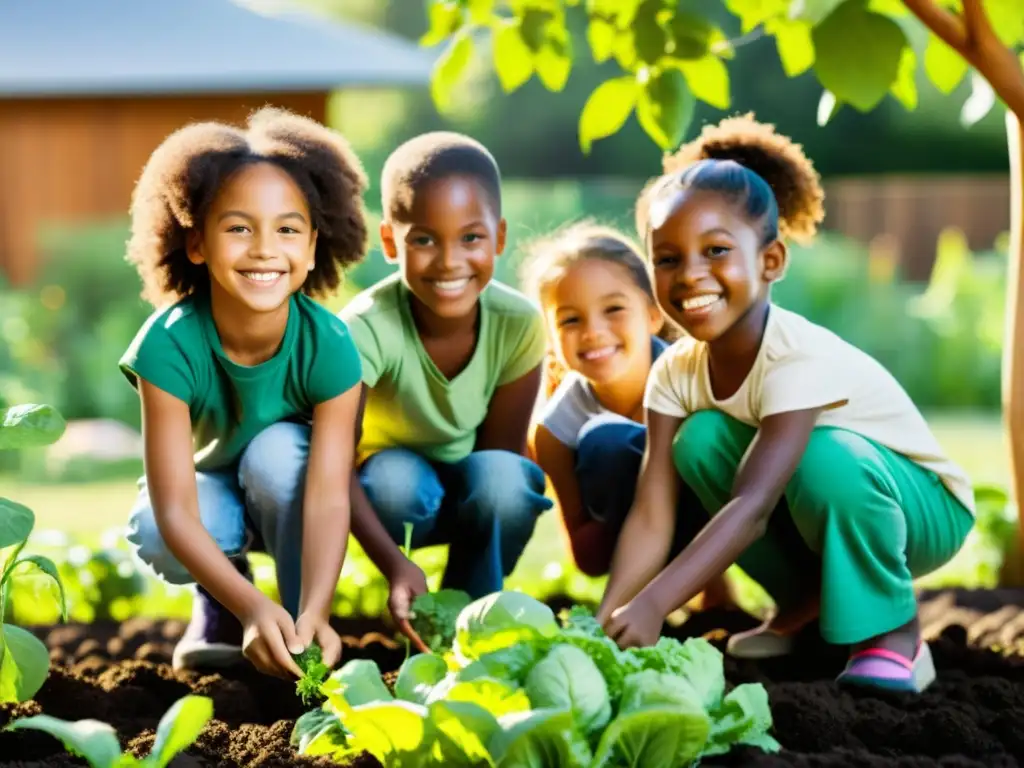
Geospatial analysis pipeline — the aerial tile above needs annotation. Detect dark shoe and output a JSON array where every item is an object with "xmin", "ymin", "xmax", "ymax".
[{"xmin": 172, "ymin": 557, "xmax": 251, "ymax": 672}]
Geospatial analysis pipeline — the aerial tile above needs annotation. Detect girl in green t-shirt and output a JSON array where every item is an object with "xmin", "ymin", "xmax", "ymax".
[{"xmin": 119, "ymin": 108, "xmax": 367, "ymax": 679}]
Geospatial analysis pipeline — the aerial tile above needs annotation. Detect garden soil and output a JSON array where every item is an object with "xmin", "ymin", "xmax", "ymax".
[{"xmin": 3, "ymin": 588, "xmax": 1024, "ymax": 766}]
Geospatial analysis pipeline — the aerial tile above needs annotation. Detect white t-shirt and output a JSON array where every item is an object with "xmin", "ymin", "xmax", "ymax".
[{"xmin": 644, "ymin": 304, "xmax": 975, "ymax": 515}]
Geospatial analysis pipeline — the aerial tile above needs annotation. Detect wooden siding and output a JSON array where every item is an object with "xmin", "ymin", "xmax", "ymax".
[{"xmin": 0, "ymin": 92, "xmax": 326, "ymax": 285}]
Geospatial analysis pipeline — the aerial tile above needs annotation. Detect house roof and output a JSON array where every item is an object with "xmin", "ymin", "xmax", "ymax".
[{"xmin": 0, "ymin": 0, "xmax": 435, "ymax": 97}]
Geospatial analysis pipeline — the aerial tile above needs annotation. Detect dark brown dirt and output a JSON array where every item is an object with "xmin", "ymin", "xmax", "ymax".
[{"xmin": 2, "ymin": 590, "xmax": 1024, "ymax": 766}]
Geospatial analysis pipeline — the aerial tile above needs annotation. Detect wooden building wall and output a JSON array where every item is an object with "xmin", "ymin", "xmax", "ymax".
[{"xmin": 0, "ymin": 92, "xmax": 327, "ymax": 286}]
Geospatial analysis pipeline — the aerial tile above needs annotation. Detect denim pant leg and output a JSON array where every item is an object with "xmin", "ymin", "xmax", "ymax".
[
  {"xmin": 576, "ymin": 417, "xmax": 707, "ymax": 560},
  {"xmin": 359, "ymin": 448, "xmax": 446, "ymax": 549},
  {"xmin": 125, "ymin": 471, "xmax": 248, "ymax": 585},
  {"xmin": 238, "ymin": 421, "xmax": 310, "ymax": 618},
  {"xmin": 440, "ymin": 450, "xmax": 553, "ymax": 598}
]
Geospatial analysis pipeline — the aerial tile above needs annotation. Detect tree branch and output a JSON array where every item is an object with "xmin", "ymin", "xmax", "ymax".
[
  {"xmin": 901, "ymin": 0, "xmax": 967, "ymax": 53},
  {"xmin": 961, "ymin": 0, "xmax": 989, "ymax": 48}
]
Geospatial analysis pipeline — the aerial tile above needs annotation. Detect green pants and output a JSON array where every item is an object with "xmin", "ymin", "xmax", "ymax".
[{"xmin": 674, "ymin": 411, "xmax": 974, "ymax": 645}]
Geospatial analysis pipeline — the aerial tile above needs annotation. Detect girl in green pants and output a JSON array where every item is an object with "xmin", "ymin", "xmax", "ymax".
[{"xmin": 595, "ymin": 115, "xmax": 975, "ymax": 694}]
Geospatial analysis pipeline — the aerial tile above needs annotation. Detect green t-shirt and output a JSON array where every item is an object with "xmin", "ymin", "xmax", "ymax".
[
  {"xmin": 120, "ymin": 292, "xmax": 362, "ymax": 472},
  {"xmin": 339, "ymin": 273, "xmax": 546, "ymax": 464}
]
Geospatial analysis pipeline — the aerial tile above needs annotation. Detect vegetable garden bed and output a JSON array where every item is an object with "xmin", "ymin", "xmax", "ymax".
[{"xmin": 2, "ymin": 589, "xmax": 1024, "ymax": 766}]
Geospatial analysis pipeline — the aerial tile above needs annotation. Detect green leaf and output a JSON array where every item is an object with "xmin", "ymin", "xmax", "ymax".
[
  {"xmin": 395, "ymin": 653, "xmax": 450, "ymax": 705},
  {"xmin": 924, "ymin": 33, "xmax": 967, "ymax": 94},
  {"xmin": 343, "ymin": 700, "xmax": 435, "ymax": 764},
  {"xmin": 11, "ymin": 555, "xmax": 67, "ymax": 621},
  {"xmin": 0, "ymin": 498, "xmax": 34, "ymax": 549},
  {"xmin": 812, "ymin": 0, "xmax": 906, "ymax": 111},
  {"xmin": 430, "ymin": 29, "xmax": 475, "ymax": 113},
  {"xmin": 890, "ymin": 44, "xmax": 918, "ymax": 111},
  {"xmin": 633, "ymin": 0, "xmax": 668, "ymax": 64},
  {"xmin": 490, "ymin": 708, "xmax": 594, "ymax": 767},
  {"xmin": 666, "ymin": 12, "xmax": 714, "ymax": 60},
  {"xmin": 586, "ymin": 18, "xmax": 616, "ymax": 63},
  {"xmin": 578, "ymin": 76, "xmax": 638, "ymax": 154},
  {"xmin": 673, "ymin": 55, "xmax": 730, "ymax": 110},
  {"xmin": 6, "ymin": 711, "xmax": 123, "ymax": 768},
  {"xmin": 961, "ymin": 71, "xmax": 996, "ymax": 127},
  {"xmin": 723, "ymin": 0, "xmax": 789, "ymax": 34},
  {"xmin": 445, "ymin": 677, "xmax": 532, "ymax": 718},
  {"xmin": 791, "ymin": 0, "xmax": 845, "ymax": 24},
  {"xmin": 0, "ymin": 623, "xmax": 52, "ymax": 703},
  {"xmin": 291, "ymin": 709, "xmax": 343, "ymax": 755},
  {"xmin": 766, "ymin": 17, "xmax": 814, "ymax": 77},
  {"xmin": 985, "ymin": 0, "xmax": 1024, "ymax": 46},
  {"xmin": 421, "ymin": 1, "xmax": 463, "ymax": 47},
  {"xmin": 867, "ymin": 0, "xmax": 910, "ymax": 16},
  {"xmin": 636, "ymin": 68, "xmax": 696, "ymax": 151},
  {"xmin": 467, "ymin": 0, "xmax": 494, "ymax": 26},
  {"xmin": 145, "ymin": 695, "xmax": 214, "ymax": 768},
  {"xmin": 0, "ymin": 405, "xmax": 66, "ymax": 450},
  {"xmin": 534, "ymin": 22, "xmax": 573, "ymax": 91},
  {"xmin": 430, "ymin": 700, "xmax": 499, "ymax": 765},
  {"xmin": 492, "ymin": 19, "xmax": 534, "ymax": 92}
]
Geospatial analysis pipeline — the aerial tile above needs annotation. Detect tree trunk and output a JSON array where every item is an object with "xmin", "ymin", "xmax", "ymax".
[{"xmin": 1004, "ymin": 111, "xmax": 1024, "ymax": 544}]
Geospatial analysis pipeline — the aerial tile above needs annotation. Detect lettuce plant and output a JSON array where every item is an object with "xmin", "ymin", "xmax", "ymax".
[
  {"xmin": 293, "ymin": 642, "xmax": 330, "ymax": 706},
  {"xmin": 6, "ymin": 694, "xmax": 214, "ymax": 767},
  {"xmin": 0, "ymin": 404, "xmax": 68, "ymax": 703},
  {"xmin": 409, "ymin": 588, "xmax": 472, "ymax": 654},
  {"xmin": 290, "ymin": 590, "xmax": 781, "ymax": 766}
]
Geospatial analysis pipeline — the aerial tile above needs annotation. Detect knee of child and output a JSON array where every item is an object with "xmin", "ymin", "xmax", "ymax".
[
  {"xmin": 238, "ymin": 422, "xmax": 309, "ymax": 510},
  {"xmin": 461, "ymin": 451, "xmax": 549, "ymax": 529},
  {"xmin": 360, "ymin": 449, "xmax": 442, "ymax": 523},
  {"xmin": 673, "ymin": 410, "xmax": 733, "ymax": 483},
  {"xmin": 577, "ymin": 420, "xmax": 634, "ymax": 468},
  {"xmin": 125, "ymin": 504, "xmax": 192, "ymax": 585}
]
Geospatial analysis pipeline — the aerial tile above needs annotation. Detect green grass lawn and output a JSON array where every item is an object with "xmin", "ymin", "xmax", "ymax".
[{"xmin": 0, "ymin": 410, "xmax": 1012, "ymax": 620}]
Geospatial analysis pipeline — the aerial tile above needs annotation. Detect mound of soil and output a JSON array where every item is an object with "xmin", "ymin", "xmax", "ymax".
[{"xmin": 2, "ymin": 589, "xmax": 1024, "ymax": 766}]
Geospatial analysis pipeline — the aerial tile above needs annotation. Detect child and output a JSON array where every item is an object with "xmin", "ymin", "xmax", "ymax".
[
  {"xmin": 522, "ymin": 222, "xmax": 733, "ymax": 608},
  {"xmin": 338, "ymin": 131, "xmax": 553, "ymax": 625},
  {"xmin": 595, "ymin": 114, "xmax": 975, "ymax": 693},
  {"xmin": 120, "ymin": 108, "xmax": 368, "ymax": 678}
]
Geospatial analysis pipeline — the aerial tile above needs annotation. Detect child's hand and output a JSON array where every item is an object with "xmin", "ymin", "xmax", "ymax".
[
  {"xmin": 295, "ymin": 612, "xmax": 343, "ymax": 669},
  {"xmin": 603, "ymin": 596, "xmax": 662, "ymax": 650},
  {"xmin": 387, "ymin": 558, "xmax": 428, "ymax": 623},
  {"xmin": 240, "ymin": 596, "xmax": 305, "ymax": 679}
]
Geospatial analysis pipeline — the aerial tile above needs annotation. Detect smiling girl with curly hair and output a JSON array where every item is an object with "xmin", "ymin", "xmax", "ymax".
[
  {"xmin": 120, "ymin": 107, "xmax": 368, "ymax": 681},
  {"xmin": 597, "ymin": 114, "xmax": 975, "ymax": 695}
]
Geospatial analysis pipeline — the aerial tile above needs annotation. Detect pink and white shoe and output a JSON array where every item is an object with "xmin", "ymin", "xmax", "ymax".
[{"xmin": 836, "ymin": 642, "xmax": 936, "ymax": 693}]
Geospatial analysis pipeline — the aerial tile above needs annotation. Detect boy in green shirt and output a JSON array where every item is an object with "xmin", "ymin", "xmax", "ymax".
[
  {"xmin": 339, "ymin": 132, "xmax": 554, "ymax": 623},
  {"xmin": 120, "ymin": 108, "xmax": 367, "ymax": 676}
]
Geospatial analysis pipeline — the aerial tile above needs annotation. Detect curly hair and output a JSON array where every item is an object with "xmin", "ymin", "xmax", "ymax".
[
  {"xmin": 380, "ymin": 131, "xmax": 501, "ymax": 222},
  {"xmin": 636, "ymin": 113, "xmax": 825, "ymax": 247},
  {"xmin": 126, "ymin": 106, "xmax": 369, "ymax": 307},
  {"xmin": 519, "ymin": 219, "xmax": 676, "ymax": 397}
]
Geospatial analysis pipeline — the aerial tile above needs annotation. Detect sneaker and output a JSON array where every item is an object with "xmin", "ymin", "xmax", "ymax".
[
  {"xmin": 172, "ymin": 557, "xmax": 251, "ymax": 672},
  {"xmin": 836, "ymin": 641, "xmax": 936, "ymax": 693}
]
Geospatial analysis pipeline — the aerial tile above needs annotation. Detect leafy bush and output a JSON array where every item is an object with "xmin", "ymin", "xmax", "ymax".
[
  {"xmin": 0, "ymin": 404, "xmax": 68, "ymax": 703},
  {"xmin": 291, "ymin": 591, "xmax": 779, "ymax": 766},
  {"xmin": 6, "ymin": 693, "xmax": 213, "ymax": 767}
]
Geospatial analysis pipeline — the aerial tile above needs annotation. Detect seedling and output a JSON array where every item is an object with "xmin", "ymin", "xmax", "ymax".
[
  {"xmin": 6, "ymin": 693, "xmax": 213, "ymax": 767},
  {"xmin": 294, "ymin": 642, "xmax": 330, "ymax": 706},
  {"xmin": 0, "ymin": 404, "xmax": 68, "ymax": 703}
]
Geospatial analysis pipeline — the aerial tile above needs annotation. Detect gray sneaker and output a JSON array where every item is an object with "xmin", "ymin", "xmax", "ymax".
[{"xmin": 172, "ymin": 557, "xmax": 251, "ymax": 672}]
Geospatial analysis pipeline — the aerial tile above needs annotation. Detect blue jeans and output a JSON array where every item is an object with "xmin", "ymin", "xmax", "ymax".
[
  {"xmin": 575, "ymin": 418, "xmax": 705, "ymax": 557},
  {"xmin": 125, "ymin": 422, "xmax": 309, "ymax": 617},
  {"xmin": 359, "ymin": 448, "xmax": 553, "ymax": 598}
]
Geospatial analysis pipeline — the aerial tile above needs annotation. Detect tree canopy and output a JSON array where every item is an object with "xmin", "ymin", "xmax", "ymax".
[{"xmin": 420, "ymin": 0, "xmax": 1024, "ymax": 153}]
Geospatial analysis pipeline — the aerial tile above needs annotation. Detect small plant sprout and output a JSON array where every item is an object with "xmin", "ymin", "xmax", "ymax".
[
  {"xmin": 6, "ymin": 693, "xmax": 214, "ymax": 768},
  {"xmin": 294, "ymin": 642, "xmax": 330, "ymax": 706},
  {"xmin": 0, "ymin": 404, "xmax": 68, "ymax": 703}
]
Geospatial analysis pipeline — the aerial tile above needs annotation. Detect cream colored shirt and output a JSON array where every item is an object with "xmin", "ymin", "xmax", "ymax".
[{"xmin": 644, "ymin": 304, "xmax": 975, "ymax": 514}]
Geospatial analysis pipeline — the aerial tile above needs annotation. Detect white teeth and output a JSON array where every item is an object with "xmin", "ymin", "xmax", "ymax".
[
  {"xmin": 241, "ymin": 271, "xmax": 282, "ymax": 283},
  {"xmin": 434, "ymin": 278, "xmax": 470, "ymax": 292},
  {"xmin": 581, "ymin": 346, "xmax": 617, "ymax": 361},
  {"xmin": 682, "ymin": 294, "xmax": 721, "ymax": 310}
]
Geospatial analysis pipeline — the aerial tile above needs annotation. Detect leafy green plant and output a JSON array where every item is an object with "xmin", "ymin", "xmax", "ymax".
[
  {"xmin": 6, "ymin": 693, "xmax": 213, "ymax": 767},
  {"xmin": 294, "ymin": 642, "xmax": 330, "ymax": 706},
  {"xmin": 409, "ymin": 588, "xmax": 473, "ymax": 654},
  {"xmin": 1, "ymin": 404, "xmax": 68, "ymax": 703},
  {"xmin": 291, "ymin": 591, "xmax": 779, "ymax": 766}
]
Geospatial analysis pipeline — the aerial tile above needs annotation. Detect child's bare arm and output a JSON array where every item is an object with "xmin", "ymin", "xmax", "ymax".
[
  {"xmin": 475, "ymin": 366, "xmax": 543, "ymax": 454},
  {"xmin": 596, "ymin": 409, "xmax": 683, "ymax": 621},
  {"xmin": 637, "ymin": 407, "xmax": 823, "ymax": 620},
  {"xmin": 531, "ymin": 423, "xmax": 616, "ymax": 576},
  {"xmin": 297, "ymin": 381, "xmax": 362, "ymax": 656}
]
